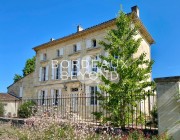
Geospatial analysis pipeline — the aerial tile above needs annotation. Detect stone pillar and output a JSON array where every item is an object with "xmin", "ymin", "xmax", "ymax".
[{"xmin": 155, "ymin": 76, "xmax": 180, "ymax": 140}]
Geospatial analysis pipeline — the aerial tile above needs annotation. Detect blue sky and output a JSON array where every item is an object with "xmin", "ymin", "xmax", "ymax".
[{"xmin": 0, "ymin": 0, "xmax": 180, "ymax": 92}]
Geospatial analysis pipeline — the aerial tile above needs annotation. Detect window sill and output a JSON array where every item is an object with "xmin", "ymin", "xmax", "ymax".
[
  {"xmin": 68, "ymin": 51, "xmax": 81, "ymax": 56},
  {"xmin": 87, "ymin": 46, "xmax": 101, "ymax": 51}
]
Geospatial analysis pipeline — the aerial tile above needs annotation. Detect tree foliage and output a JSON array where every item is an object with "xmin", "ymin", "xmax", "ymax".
[
  {"xmin": 18, "ymin": 101, "xmax": 36, "ymax": 118},
  {"xmin": 13, "ymin": 74, "xmax": 23, "ymax": 83},
  {"xmin": 96, "ymin": 11, "xmax": 155, "ymax": 128},
  {"xmin": 23, "ymin": 56, "xmax": 36, "ymax": 77}
]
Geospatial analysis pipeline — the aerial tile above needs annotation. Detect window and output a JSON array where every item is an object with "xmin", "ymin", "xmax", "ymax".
[
  {"xmin": 92, "ymin": 39, "xmax": 97, "ymax": 47},
  {"xmin": 90, "ymin": 86, "xmax": 97, "ymax": 105},
  {"xmin": 71, "ymin": 88, "xmax": 79, "ymax": 92},
  {"xmin": 43, "ymin": 53, "xmax": 47, "ymax": 61},
  {"xmin": 55, "ymin": 64, "xmax": 60, "ymax": 80},
  {"xmin": 54, "ymin": 90, "xmax": 59, "ymax": 105},
  {"xmin": 57, "ymin": 49, "xmax": 60, "ymax": 57},
  {"xmin": 41, "ymin": 90, "xmax": 45, "ymax": 105},
  {"xmin": 92, "ymin": 55, "xmax": 98, "ymax": 72},
  {"xmin": 73, "ymin": 44, "xmax": 77, "ymax": 52},
  {"xmin": 72, "ymin": 61, "xmax": 77, "ymax": 76},
  {"xmin": 42, "ymin": 67, "xmax": 46, "ymax": 81}
]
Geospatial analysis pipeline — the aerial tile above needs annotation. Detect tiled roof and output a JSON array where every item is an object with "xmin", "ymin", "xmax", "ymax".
[
  {"xmin": 0, "ymin": 93, "xmax": 20, "ymax": 101},
  {"xmin": 33, "ymin": 13, "xmax": 155, "ymax": 51}
]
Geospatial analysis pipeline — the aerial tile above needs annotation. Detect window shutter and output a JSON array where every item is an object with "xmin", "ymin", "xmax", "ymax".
[
  {"xmin": 68, "ymin": 60, "xmax": 72, "ymax": 77},
  {"xmin": 60, "ymin": 48, "xmax": 64, "ymax": 56},
  {"xmin": 45, "ymin": 90, "xmax": 48, "ymax": 105},
  {"xmin": 51, "ymin": 67, "xmax": 55, "ymax": 80},
  {"xmin": 51, "ymin": 89, "xmax": 54, "ymax": 105},
  {"xmin": 59, "ymin": 89, "xmax": 62, "ymax": 105},
  {"xmin": 39, "ymin": 67, "xmax": 42, "ymax": 81},
  {"xmin": 46, "ymin": 65, "xmax": 49, "ymax": 80},
  {"xmin": 60, "ymin": 64, "xmax": 62, "ymax": 79},
  {"xmin": 86, "ymin": 39, "xmax": 91, "ymax": 48},
  {"xmin": 77, "ymin": 42, "xmax": 81, "ymax": 51},
  {"xmin": 40, "ymin": 54, "xmax": 43, "ymax": 61},
  {"xmin": 86, "ymin": 86, "xmax": 90, "ymax": 106},
  {"xmin": 38, "ymin": 91, "xmax": 41, "ymax": 106},
  {"xmin": 77, "ymin": 58, "xmax": 81, "ymax": 76},
  {"xmin": 96, "ymin": 55, "xmax": 101, "ymax": 73},
  {"xmin": 86, "ymin": 57, "xmax": 92, "ymax": 73}
]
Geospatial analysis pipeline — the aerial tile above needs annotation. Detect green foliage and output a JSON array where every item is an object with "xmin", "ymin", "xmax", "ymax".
[
  {"xmin": 147, "ymin": 105, "xmax": 158, "ymax": 127},
  {"xmin": 91, "ymin": 112, "xmax": 103, "ymax": 121},
  {"xmin": 22, "ymin": 56, "xmax": 36, "ymax": 77},
  {"xmin": 97, "ymin": 10, "xmax": 155, "ymax": 128},
  {"xmin": 13, "ymin": 74, "xmax": 23, "ymax": 83},
  {"xmin": 18, "ymin": 101, "xmax": 36, "ymax": 118},
  {"xmin": 0, "ymin": 102, "xmax": 4, "ymax": 117}
]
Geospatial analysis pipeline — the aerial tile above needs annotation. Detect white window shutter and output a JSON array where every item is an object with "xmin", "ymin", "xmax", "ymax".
[
  {"xmin": 40, "ymin": 54, "xmax": 43, "ymax": 61},
  {"xmin": 86, "ymin": 39, "xmax": 91, "ymax": 48},
  {"xmin": 59, "ymin": 89, "xmax": 62, "ymax": 105},
  {"xmin": 46, "ymin": 65, "xmax": 49, "ymax": 80},
  {"xmin": 45, "ymin": 90, "xmax": 48, "ymax": 105},
  {"xmin": 38, "ymin": 91, "xmax": 41, "ymax": 105},
  {"xmin": 60, "ymin": 48, "xmax": 64, "ymax": 56},
  {"xmin": 51, "ymin": 67, "xmax": 55, "ymax": 80},
  {"xmin": 96, "ymin": 55, "xmax": 101, "ymax": 73},
  {"xmin": 39, "ymin": 67, "xmax": 42, "ymax": 81},
  {"xmin": 86, "ymin": 86, "xmax": 90, "ymax": 106},
  {"xmin": 77, "ymin": 58, "xmax": 81, "ymax": 75},
  {"xmin": 60, "ymin": 64, "xmax": 62, "ymax": 79},
  {"xmin": 77, "ymin": 42, "xmax": 81, "ymax": 51},
  {"xmin": 86, "ymin": 57, "xmax": 92, "ymax": 73},
  {"xmin": 68, "ymin": 60, "xmax": 72, "ymax": 77},
  {"xmin": 97, "ymin": 86, "xmax": 101, "ymax": 105},
  {"xmin": 51, "ymin": 89, "xmax": 54, "ymax": 105}
]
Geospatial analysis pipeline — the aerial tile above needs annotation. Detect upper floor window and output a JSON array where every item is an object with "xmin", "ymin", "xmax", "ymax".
[
  {"xmin": 92, "ymin": 39, "xmax": 97, "ymax": 47},
  {"xmin": 39, "ymin": 65, "xmax": 49, "ymax": 81},
  {"xmin": 73, "ymin": 44, "xmax": 77, "ymax": 52},
  {"xmin": 40, "ymin": 53, "xmax": 47, "ymax": 61},
  {"xmin": 57, "ymin": 49, "xmax": 60, "ymax": 57},
  {"xmin": 72, "ymin": 61, "xmax": 77, "ymax": 76}
]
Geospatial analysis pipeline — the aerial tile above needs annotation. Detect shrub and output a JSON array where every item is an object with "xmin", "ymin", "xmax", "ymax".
[
  {"xmin": 0, "ymin": 102, "xmax": 4, "ymax": 117},
  {"xmin": 18, "ymin": 101, "xmax": 36, "ymax": 118}
]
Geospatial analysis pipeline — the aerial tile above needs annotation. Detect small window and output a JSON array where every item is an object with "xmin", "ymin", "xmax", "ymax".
[
  {"xmin": 73, "ymin": 44, "xmax": 77, "ymax": 52},
  {"xmin": 92, "ymin": 39, "xmax": 96, "ymax": 47},
  {"xmin": 71, "ymin": 88, "xmax": 79, "ymax": 92},
  {"xmin": 90, "ymin": 86, "xmax": 97, "ymax": 105},
  {"xmin": 43, "ymin": 53, "xmax": 47, "ymax": 61},
  {"xmin": 42, "ymin": 90, "xmax": 45, "ymax": 105},
  {"xmin": 57, "ymin": 50, "xmax": 60, "ymax": 57},
  {"xmin": 72, "ymin": 61, "xmax": 77, "ymax": 76}
]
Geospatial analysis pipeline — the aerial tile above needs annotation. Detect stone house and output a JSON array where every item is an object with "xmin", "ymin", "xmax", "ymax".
[
  {"xmin": 7, "ymin": 6, "xmax": 154, "ymax": 118},
  {"xmin": 0, "ymin": 93, "xmax": 20, "ymax": 117}
]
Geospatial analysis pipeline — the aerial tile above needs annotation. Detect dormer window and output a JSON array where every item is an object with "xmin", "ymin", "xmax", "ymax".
[
  {"xmin": 73, "ymin": 44, "xmax": 77, "ymax": 52},
  {"xmin": 92, "ymin": 39, "xmax": 97, "ymax": 47}
]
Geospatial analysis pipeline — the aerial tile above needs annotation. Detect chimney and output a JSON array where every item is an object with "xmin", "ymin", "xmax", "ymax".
[
  {"xmin": 50, "ymin": 38, "xmax": 55, "ymax": 41},
  {"xmin": 131, "ymin": 6, "xmax": 140, "ymax": 18},
  {"xmin": 77, "ymin": 25, "xmax": 83, "ymax": 32}
]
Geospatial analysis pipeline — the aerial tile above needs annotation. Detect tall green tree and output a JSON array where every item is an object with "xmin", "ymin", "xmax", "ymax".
[
  {"xmin": 13, "ymin": 74, "xmax": 23, "ymax": 83},
  {"xmin": 97, "ymin": 11, "xmax": 155, "ymax": 128},
  {"xmin": 22, "ymin": 56, "xmax": 36, "ymax": 77}
]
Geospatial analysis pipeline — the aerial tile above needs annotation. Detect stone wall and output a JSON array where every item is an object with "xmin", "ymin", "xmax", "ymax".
[
  {"xmin": 7, "ymin": 72, "xmax": 35, "ymax": 99},
  {"xmin": 155, "ymin": 76, "xmax": 180, "ymax": 140}
]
